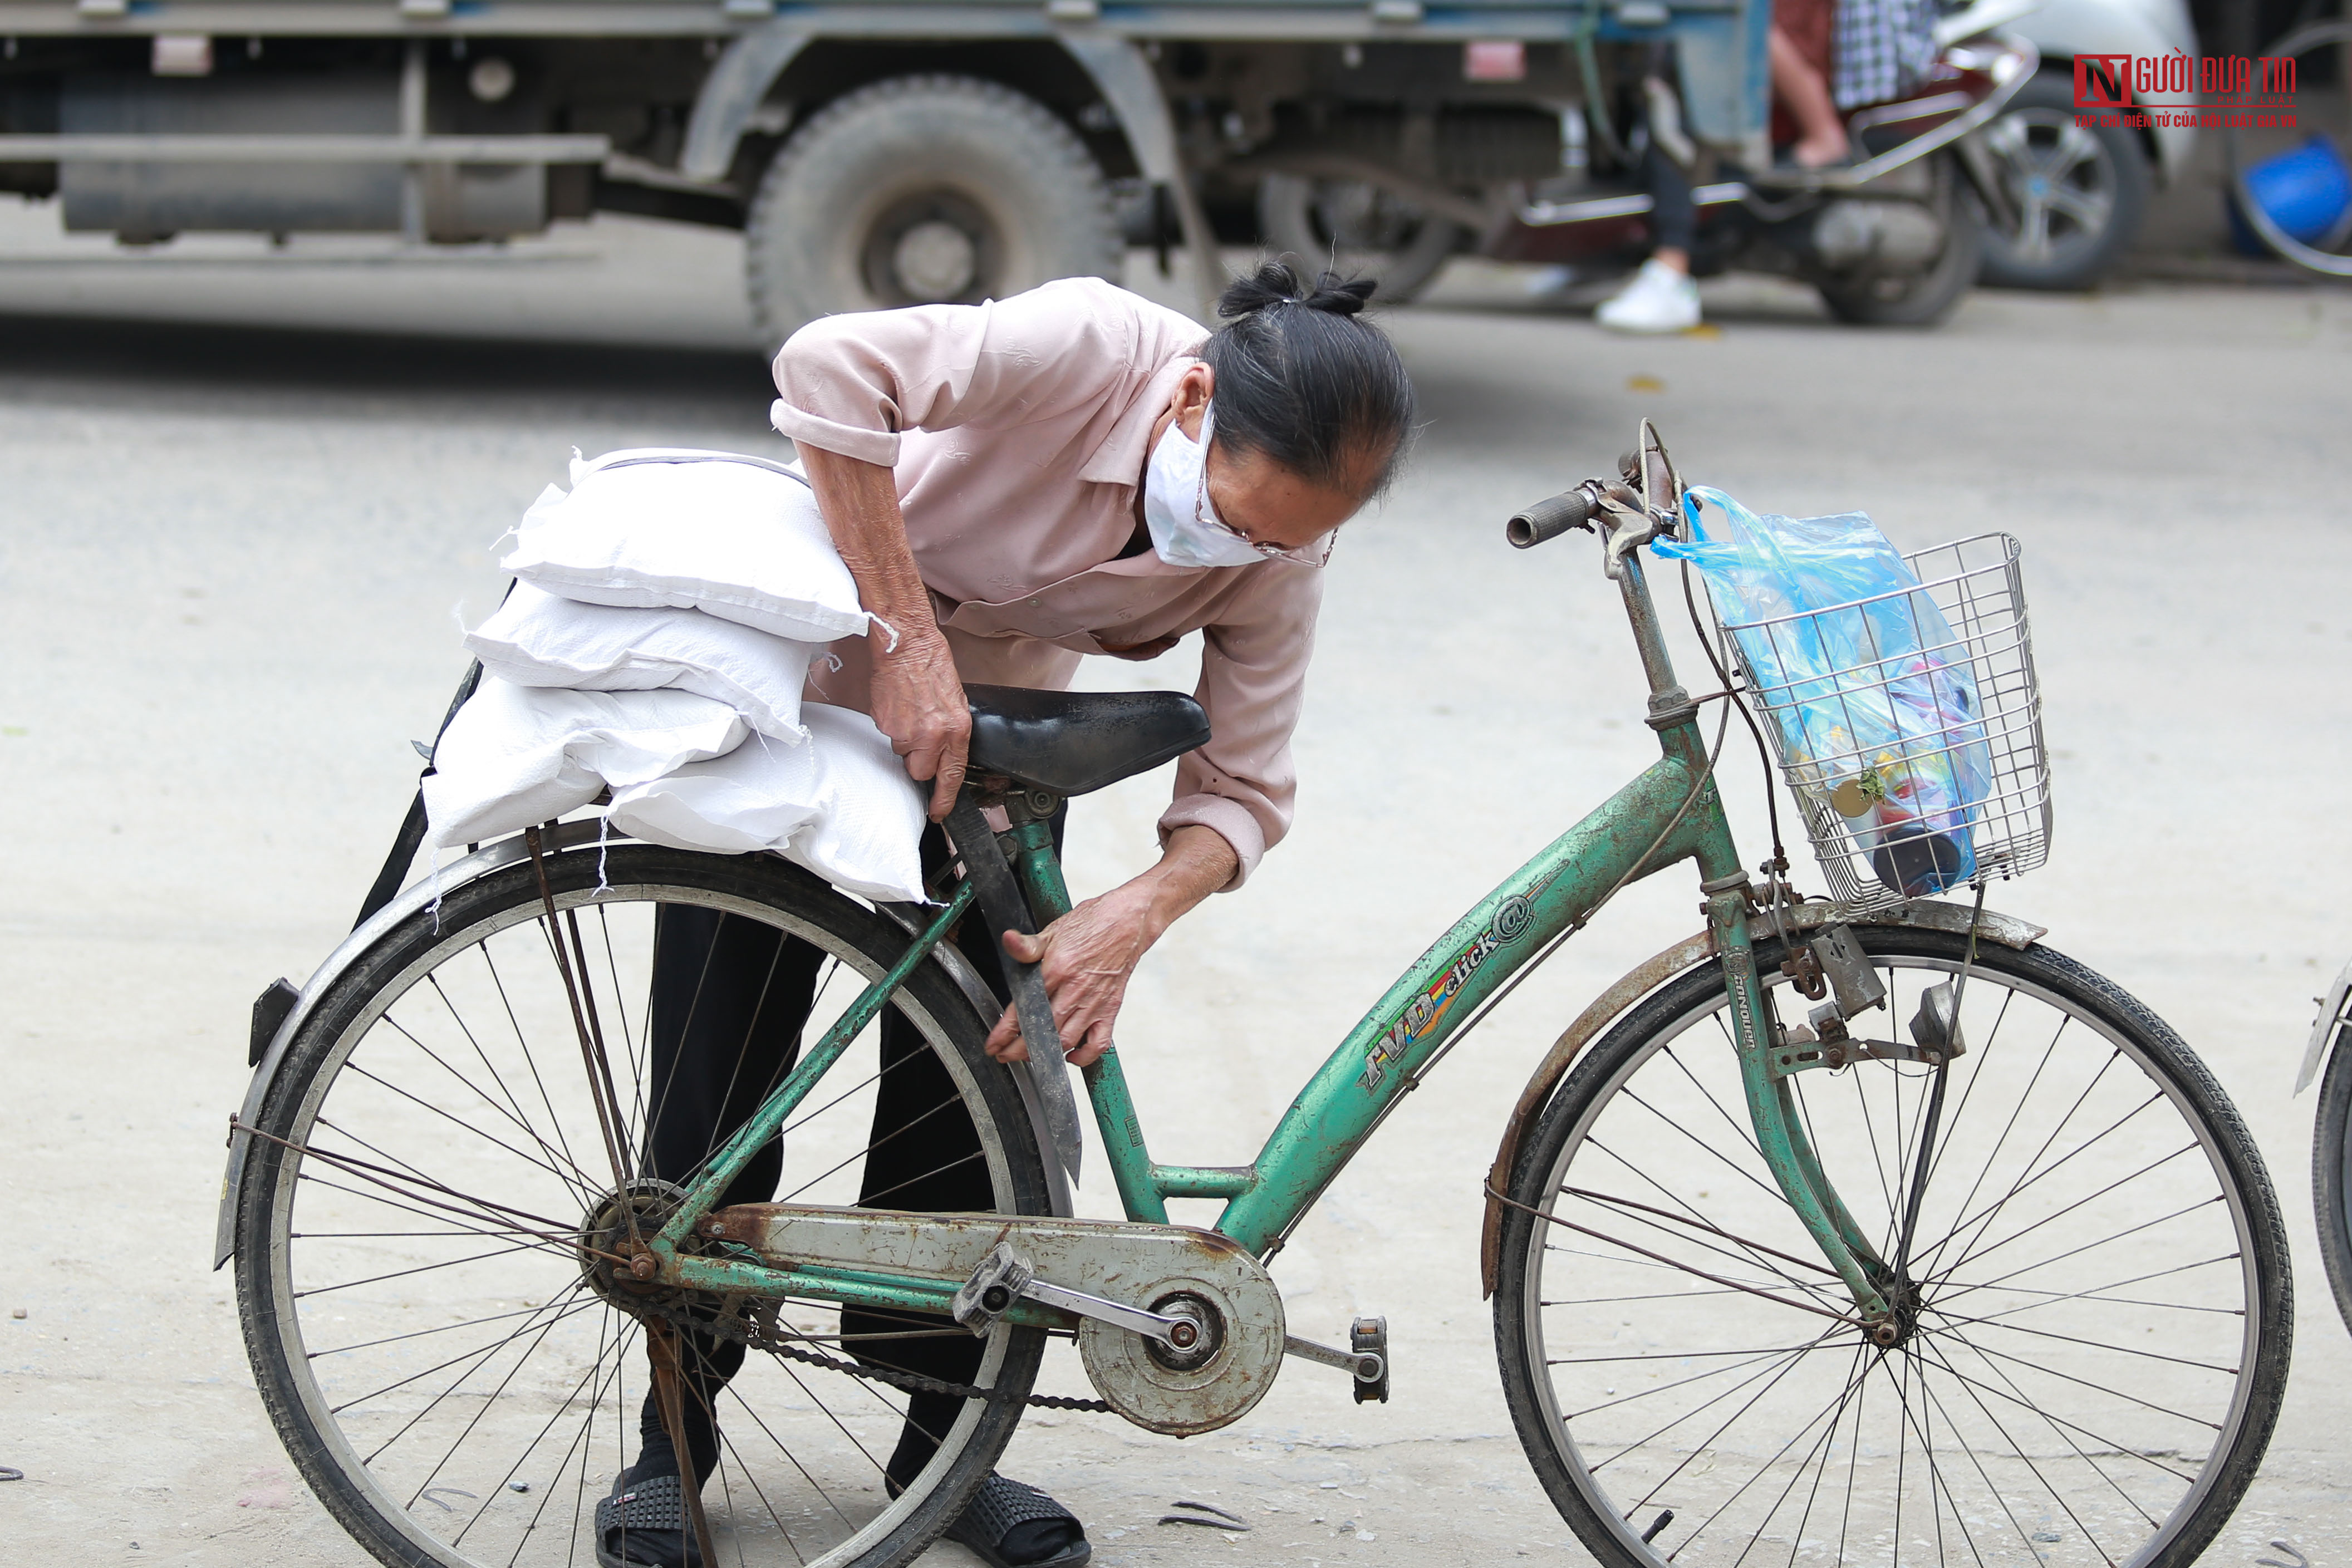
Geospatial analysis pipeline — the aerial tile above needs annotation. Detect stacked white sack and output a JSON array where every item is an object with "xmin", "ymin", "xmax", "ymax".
[
  {"xmin": 607, "ymin": 705, "xmax": 926, "ymax": 905},
  {"xmin": 424, "ymin": 448, "xmax": 929, "ymax": 903},
  {"xmin": 503, "ymin": 449, "xmax": 868, "ymax": 642},
  {"xmin": 467, "ymin": 582, "xmax": 817, "ymax": 743},
  {"xmin": 422, "ymin": 680, "xmax": 747, "ymax": 849}
]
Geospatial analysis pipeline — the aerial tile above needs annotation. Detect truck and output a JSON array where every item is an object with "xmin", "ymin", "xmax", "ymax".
[{"xmin": 0, "ymin": 0, "xmax": 1771, "ymax": 343}]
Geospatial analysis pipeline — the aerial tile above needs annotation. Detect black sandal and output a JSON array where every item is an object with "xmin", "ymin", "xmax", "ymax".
[
  {"xmin": 595, "ymin": 1472, "xmax": 703, "ymax": 1568},
  {"xmin": 944, "ymin": 1474, "xmax": 1091, "ymax": 1568}
]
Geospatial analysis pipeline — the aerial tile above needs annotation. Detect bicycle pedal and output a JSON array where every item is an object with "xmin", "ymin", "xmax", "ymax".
[{"xmin": 1350, "ymin": 1316, "xmax": 1390, "ymax": 1404}]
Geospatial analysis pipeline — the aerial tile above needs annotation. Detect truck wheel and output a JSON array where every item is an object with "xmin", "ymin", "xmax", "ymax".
[
  {"xmin": 1256, "ymin": 174, "xmax": 1461, "ymax": 302},
  {"xmin": 746, "ymin": 75, "xmax": 1123, "ymax": 350},
  {"xmin": 1974, "ymin": 72, "xmax": 2151, "ymax": 291},
  {"xmin": 1815, "ymin": 155, "xmax": 1984, "ymax": 327}
]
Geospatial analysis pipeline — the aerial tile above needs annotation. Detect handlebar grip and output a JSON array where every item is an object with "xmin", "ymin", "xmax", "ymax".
[{"xmin": 1506, "ymin": 489, "xmax": 1593, "ymax": 549}]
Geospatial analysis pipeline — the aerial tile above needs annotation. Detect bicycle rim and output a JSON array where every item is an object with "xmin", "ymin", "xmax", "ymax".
[
  {"xmin": 1500, "ymin": 930, "xmax": 2287, "ymax": 1568},
  {"xmin": 235, "ymin": 846, "xmax": 1048, "ymax": 1568}
]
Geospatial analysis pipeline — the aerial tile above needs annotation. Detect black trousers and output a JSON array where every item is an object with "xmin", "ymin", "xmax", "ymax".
[
  {"xmin": 1647, "ymin": 137, "xmax": 1697, "ymax": 254},
  {"xmin": 638, "ymin": 815, "xmax": 1055, "ymax": 1490}
]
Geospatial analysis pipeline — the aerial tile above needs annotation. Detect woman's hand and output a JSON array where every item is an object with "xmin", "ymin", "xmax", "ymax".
[
  {"xmin": 870, "ymin": 628, "xmax": 970, "ymax": 819},
  {"xmin": 984, "ymin": 825, "xmax": 1238, "ymax": 1066}
]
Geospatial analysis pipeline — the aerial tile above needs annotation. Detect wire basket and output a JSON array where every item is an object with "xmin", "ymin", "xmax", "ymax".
[{"xmin": 1714, "ymin": 532, "xmax": 2052, "ymax": 915}]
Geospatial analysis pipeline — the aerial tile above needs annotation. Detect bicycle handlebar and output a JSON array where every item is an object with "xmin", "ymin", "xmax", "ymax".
[{"xmin": 1506, "ymin": 486, "xmax": 1596, "ymax": 549}]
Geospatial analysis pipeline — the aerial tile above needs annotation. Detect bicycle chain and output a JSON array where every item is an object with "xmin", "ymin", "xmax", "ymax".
[{"xmin": 635, "ymin": 1291, "xmax": 1112, "ymax": 1413}]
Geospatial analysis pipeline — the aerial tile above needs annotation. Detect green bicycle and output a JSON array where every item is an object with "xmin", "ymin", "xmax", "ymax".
[{"xmin": 220, "ymin": 425, "xmax": 2289, "ymax": 1568}]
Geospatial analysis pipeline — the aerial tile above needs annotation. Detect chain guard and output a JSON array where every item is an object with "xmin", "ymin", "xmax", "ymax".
[{"xmin": 620, "ymin": 1279, "xmax": 1111, "ymax": 1413}]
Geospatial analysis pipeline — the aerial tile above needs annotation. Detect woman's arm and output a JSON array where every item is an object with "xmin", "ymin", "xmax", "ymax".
[
  {"xmin": 983, "ymin": 824, "xmax": 1239, "ymax": 1067},
  {"xmin": 798, "ymin": 445, "xmax": 970, "ymax": 819}
]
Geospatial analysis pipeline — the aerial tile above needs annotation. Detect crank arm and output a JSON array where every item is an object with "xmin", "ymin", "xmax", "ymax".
[
  {"xmin": 952, "ymin": 1241, "xmax": 1199, "ymax": 1350},
  {"xmin": 1283, "ymin": 1334, "xmax": 1386, "ymax": 1387}
]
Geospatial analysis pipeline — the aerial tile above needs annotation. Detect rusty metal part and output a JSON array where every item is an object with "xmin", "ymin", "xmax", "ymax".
[
  {"xmin": 701, "ymin": 1202, "xmax": 1285, "ymax": 1435},
  {"xmin": 578, "ymin": 1181, "xmax": 691, "ymax": 1311},
  {"xmin": 942, "ymin": 795, "xmax": 1084, "ymax": 1183},
  {"xmin": 1079, "ymin": 1271, "xmax": 1282, "ymax": 1436},
  {"xmin": 639, "ymin": 1286, "xmax": 1111, "ymax": 1413},
  {"xmin": 523, "ymin": 825, "xmax": 641, "ymax": 1248},
  {"xmin": 645, "ymin": 1319, "xmax": 722, "ymax": 1568},
  {"xmin": 950, "ymin": 1240, "xmax": 1196, "ymax": 1348},
  {"xmin": 1479, "ymin": 898, "xmax": 2047, "ymax": 1297}
]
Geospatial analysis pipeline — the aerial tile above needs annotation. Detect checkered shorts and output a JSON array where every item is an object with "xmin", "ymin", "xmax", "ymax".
[{"xmin": 1830, "ymin": 0, "xmax": 1941, "ymax": 110}]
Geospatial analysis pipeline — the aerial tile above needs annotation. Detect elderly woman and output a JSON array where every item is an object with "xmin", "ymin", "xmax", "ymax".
[{"xmin": 595, "ymin": 262, "xmax": 1416, "ymax": 1568}]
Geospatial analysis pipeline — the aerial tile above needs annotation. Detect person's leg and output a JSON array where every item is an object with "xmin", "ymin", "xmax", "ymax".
[
  {"xmin": 1770, "ymin": 23, "xmax": 1850, "ymax": 166},
  {"xmin": 845, "ymin": 812, "xmax": 1088, "ymax": 1565},
  {"xmin": 603, "ymin": 907, "xmax": 822, "ymax": 1565},
  {"xmin": 1597, "ymin": 140, "xmax": 1703, "ymax": 332}
]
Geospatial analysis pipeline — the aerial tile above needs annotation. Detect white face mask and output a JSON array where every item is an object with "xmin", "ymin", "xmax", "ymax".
[{"xmin": 1142, "ymin": 406, "xmax": 1266, "ymax": 569}]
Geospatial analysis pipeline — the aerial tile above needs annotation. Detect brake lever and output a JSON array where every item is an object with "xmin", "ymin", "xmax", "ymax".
[{"xmin": 1600, "ymin": 485, "xmax": 1678, "ymax": 581}]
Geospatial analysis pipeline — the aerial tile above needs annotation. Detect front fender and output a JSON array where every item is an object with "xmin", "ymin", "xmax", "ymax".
[
  {"xmin": 2297, "ymin": 959, "xmax": 2352, "ymax": 1095},
  {"xmin": 1478, "ymin": 898, "xmax": 2047, "ymax": 1297}
]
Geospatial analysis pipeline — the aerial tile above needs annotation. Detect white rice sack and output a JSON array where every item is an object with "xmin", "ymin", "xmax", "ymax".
[
  {"xmin": 607, "ymin": 704, "xmax": 926, "ymax": 904},
  {"xmin": 501, "ymin": 450, "xmax": 868, "ymax": 645},
  {"xmin": 423, "ymin": 678, "xmax": 747, "ymax": 851},
  {"xmin": 465, "ymin": 582, "xmax": 816, "ymax": 743}
]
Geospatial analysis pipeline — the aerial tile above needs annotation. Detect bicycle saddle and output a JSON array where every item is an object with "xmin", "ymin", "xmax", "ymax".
[{"xmin": 964, "ymin": 684, "xmax": 1211, "ymax": 797}]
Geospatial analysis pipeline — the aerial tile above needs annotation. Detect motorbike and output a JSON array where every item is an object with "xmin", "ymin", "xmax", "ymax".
[{"xmin": 1487, "ymin": 16, "xmax": 2038, "ymax": 325}]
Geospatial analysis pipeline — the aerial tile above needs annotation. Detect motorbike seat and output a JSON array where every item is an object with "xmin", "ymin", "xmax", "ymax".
[{"xmin": 964, "ymin": 684, "xmax": 1211, "ymax": 798}]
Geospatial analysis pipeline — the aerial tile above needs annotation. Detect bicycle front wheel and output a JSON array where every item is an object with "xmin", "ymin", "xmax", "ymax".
[
  {"xmin": 1495, "ymin": 927, "xmax": 2289, "ymax": 1568},
  {"xmin": 2312, "ymin": 1018, "xmax": 2352, "ymax": 1336},
  {"xmin": 233, "ymin": 843, "xmax": 1052, "ymax": 1568}
]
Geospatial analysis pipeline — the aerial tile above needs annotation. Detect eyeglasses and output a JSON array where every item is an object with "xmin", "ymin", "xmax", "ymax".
[{"xmin": 1194, "ymin": 487, "xmax": 1338, "ymax": 568}]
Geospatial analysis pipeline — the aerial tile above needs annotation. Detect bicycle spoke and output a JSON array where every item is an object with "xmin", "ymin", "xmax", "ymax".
[
  {"xmin": 477, "ymin": 942, "xmax": 595, "ymax": 1193},
  {"xmin": 419, "ymin": 972, "xmax": 602, "ymax": 1197},
  {"xmin": 1513, "ymin": 940, "xmax": 2274, "ymax": 1568}
]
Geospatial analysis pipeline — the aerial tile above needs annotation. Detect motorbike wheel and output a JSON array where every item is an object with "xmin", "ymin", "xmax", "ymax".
[
  {"xmin": 1975, "ymin": 72, "xmax": 2151, "ymax": 290},
  {"xmin": 1816, "ymin": 156, "xmax": 1985, "ymax": 327}
]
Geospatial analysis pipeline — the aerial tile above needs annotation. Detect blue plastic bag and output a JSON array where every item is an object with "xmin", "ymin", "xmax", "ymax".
[{"xmin": 1656, "ymin": 487, "xmax": 1991, "ymax": 897}]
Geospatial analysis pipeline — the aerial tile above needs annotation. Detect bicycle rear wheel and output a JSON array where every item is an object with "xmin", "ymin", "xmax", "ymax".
[
  {"xmin": 1495, "ymin": 927, "xmax": 2289, "ymax": 1568},
  {"xmin": 233, "ymin": 843, "xmax": 1052, "ymax": 1568}
]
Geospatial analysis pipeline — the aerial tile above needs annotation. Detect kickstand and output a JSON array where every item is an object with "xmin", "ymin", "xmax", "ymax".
[{"xmin": 647, "ymin": 1320, "xmax": 723, "ymax": 1568}]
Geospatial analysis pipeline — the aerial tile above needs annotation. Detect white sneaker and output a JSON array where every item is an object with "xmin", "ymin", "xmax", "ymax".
[{"xmin": 1595, "ymin": 259, "xmax": 1701, "ymax": 334}]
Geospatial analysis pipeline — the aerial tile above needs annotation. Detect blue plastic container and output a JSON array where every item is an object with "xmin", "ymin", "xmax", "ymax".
[{"xmin": 2230, "ymin": 134, "xmax": 2352, "ymax": 255}]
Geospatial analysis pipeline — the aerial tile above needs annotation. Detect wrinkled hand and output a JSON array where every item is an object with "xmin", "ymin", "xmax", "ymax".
[
  {"xmin": 983, "ymin": 884, "xmax": 1162, "ymax": 1069},
  {"xmin": 869, "ymin": 629, "xmax": 970, "ymax": 820}
]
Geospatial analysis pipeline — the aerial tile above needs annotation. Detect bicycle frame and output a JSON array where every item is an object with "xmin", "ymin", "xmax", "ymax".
[{"xmin": 642, "ymin": 539, "xmax": 1898, "ymax": 1332}]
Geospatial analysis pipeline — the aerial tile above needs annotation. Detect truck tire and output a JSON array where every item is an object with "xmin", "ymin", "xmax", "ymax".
[
  {"xmin": 1256, "ymin": 173, "xmax": 1461, "ymax": 302},
  {"xmin": 746, "ymin": 75, "xmax": 1124, "ymax": 351}
]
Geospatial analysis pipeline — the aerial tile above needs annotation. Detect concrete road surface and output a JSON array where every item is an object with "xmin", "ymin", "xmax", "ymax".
[{"xmin": 2, "ymin": 202, "xmax": 2348, "ymax": 1566}]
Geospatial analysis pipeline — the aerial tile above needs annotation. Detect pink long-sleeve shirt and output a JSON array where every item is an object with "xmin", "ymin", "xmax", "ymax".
[{"xmin": 768, "ymin": 277, "xmax": 1323, "ymax": 888}]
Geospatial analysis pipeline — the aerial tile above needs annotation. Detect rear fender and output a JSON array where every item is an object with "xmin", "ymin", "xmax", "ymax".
[
  {"xmin": 213, "ymin": 820, "xmax": 609, "ymax": 1269},
  {"xmin": 212, "ymin": 824, "xmax": 1048, "ymax": 1268}
]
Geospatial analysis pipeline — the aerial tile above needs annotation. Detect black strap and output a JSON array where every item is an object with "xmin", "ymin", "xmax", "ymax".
[{"xmin": 354, "ymin": 659, "xmax": 484, "ymax": 931}]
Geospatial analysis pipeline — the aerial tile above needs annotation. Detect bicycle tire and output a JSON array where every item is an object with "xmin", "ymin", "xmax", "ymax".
[
  {"xmin": 1494, "ymin": 926, "xmax": 2290, "ymax": 1568},
  {"xmin": 234, "ymin": 843, "xmax": 1052, "ymax": 1568},
  {"xmin": 2312, "ymin": 1018, "xmax": 2352, "ymax": 1336}
]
